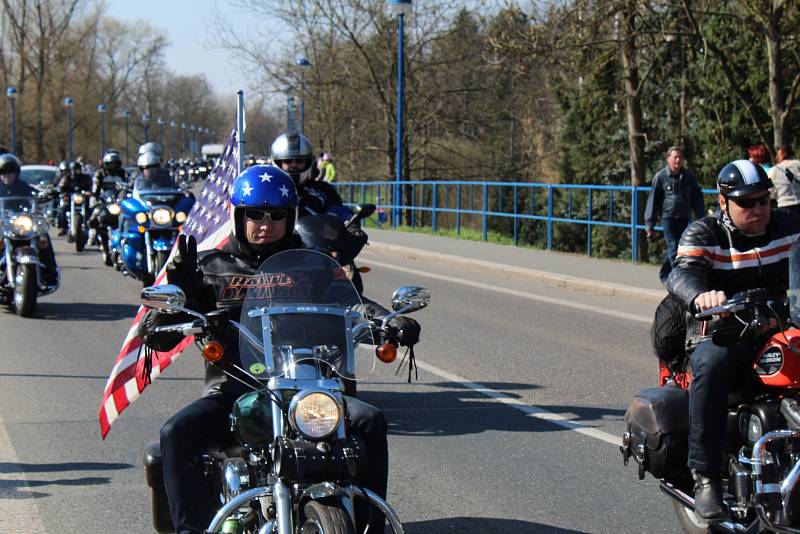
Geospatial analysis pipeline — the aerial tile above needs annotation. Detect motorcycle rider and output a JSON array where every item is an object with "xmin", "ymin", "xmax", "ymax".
[
  {"xmin": 271, "ymin": 133, "xmax": 368, "ymax": 264},
  {"xmin": 0, "ymin": 154, "xmax": 59, "ymax": 287},
  {"xmin": 89, "ymin": 151, "xmax": 128, "ymax": 246},
  {"xmin": 56, "ymin": 161, "xmax": 92, "ymax": 236},
  {"xmin": 270, "ymin": 133, "xmax": 347, "ymax": 217},
  {"xmin": 92, "ymin": 150, "xmax": 128, "ymax": 197},
  {"xmin": 666, "ymin": 159, "xmax": 800, "ymax": 520},
  {"xmin": 138, "ymin": 164, "xmax": 420, "ymax": 534},
  {"xmin": 133, "ymin": 151, "xmax": 178, "ymax": 193}
]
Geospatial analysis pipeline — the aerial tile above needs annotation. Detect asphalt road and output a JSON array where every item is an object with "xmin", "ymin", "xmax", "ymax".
[{"xmin": 0, "ymin": 235, "xmax": 681, "ymax": 533}]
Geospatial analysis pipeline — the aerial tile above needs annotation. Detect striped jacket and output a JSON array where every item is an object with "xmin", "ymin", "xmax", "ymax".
[{"xmin": 666, "ymin": 211, "xmax": 800, "ymax": 308}]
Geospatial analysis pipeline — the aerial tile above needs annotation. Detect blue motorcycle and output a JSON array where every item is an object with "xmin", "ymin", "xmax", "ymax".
[{"xmin": 110, "ymin": 186, "xmax": 194, "ymax": 286}]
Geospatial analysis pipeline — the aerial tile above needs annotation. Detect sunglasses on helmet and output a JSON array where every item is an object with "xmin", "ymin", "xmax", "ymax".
[
  {"xmin": 244, "ymin": 208, "xmax": 288, "ymax": 223},
  {"xmin": 731, "ymin": 195, "xmax": 770, "ymax": 209}
]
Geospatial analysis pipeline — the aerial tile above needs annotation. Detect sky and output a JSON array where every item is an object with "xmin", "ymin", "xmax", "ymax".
[{"xmin": 106, "ymin": 0, "xmax": 285, "ymax": 100}]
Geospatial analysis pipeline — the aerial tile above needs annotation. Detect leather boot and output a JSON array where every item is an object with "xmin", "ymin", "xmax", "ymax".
[{"xmin": 692, "ymin": 469, "xmax": 724, "ymax": 520}]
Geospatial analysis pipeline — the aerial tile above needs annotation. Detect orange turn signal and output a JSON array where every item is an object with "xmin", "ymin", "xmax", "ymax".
[
  {"xmin": 137, "ymin": 225, "xmax": 146, "ymax": 234},
  {"xmin": 376, "ymin": 343, "xmax": 397, "ymax": 363},
  {"xmin": 358, "ymin": 266, "xmax": 371, "ymax": 273},
  {"xmin": 202, "ymin": 340, "xmax": 224, "ymax": 363}
]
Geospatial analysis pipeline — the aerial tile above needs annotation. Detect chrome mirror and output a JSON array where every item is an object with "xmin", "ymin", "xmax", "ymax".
[
  {"xmin": 391, "ymin": 286, "xmax": 431, "ymax": 313},
  {"xmin": 141, "ymin": 284, "xmax": 187, "ymax": 313}
]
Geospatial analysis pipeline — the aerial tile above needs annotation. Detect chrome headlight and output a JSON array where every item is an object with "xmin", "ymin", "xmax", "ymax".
[
  {"xmin": 151, "ymin": 207, "xmax": 173, "ymax": 226},
  {"xmin": 135, "ymin": 212, "xmax": 148, "ymax": 224},
  {"xmin": 107, "ymin": 203, "xmax": 121, "ymax": 215},
  {"xmin": 73, "ymin": 194, "xmax": 85, "ymax": 205},
  {"xmin": 289, "ymin": 390, "xmax": 342, "ymax": 440},
  {"xmin": 199, "ymin": 167, "xmax": 207, "ymax": 172},
  {"xmin": 175, "ymin": 211, "xmax": 187, "ymax": 223},
  {"xmin": 11, "ymin": 215, "xmax": 34, "ymax": 235}
]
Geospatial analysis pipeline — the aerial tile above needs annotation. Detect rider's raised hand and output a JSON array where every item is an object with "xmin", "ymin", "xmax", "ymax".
[{"xmin": 166, "ymin": 234, "xmax": 203, "ymax": 297}]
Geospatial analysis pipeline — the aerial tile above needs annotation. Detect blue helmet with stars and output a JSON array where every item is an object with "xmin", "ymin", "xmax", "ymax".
[{"xmin": 229, "ymin": 164, "xmax": 299, "ymax": 243}]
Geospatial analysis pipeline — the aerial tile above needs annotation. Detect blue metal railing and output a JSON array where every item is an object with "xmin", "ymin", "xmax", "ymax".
[{"xmin": 333, "ymin": 180, "xmax": 717, "ymax": 263}]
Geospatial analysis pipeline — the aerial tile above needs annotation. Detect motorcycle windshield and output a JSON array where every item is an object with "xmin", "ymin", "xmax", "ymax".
[
  {"xmin": 238, "ymin": 249, "xmax": 372, "ymax": 381},
  {"xmin": 0, "ymin": 196, "xmax": 35, "ymax": 215},
  {"xmin": 790, "ymin": 240, "xmax": 800, "ymax": 325}
]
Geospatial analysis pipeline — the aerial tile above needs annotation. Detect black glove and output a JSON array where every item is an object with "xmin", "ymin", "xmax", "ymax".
[
  {"xmin": 166, "ymin": 234, "xmax": 203, "ymax": 298},
  {"xmin": 388, "ymin": 316, "xmax": 421, "ymax": 347}
]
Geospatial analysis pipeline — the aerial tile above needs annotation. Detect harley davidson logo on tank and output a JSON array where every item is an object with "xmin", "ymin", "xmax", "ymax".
[{"xmin": 755, "ymin": 329, "xmax": 800, "ymax": 386}]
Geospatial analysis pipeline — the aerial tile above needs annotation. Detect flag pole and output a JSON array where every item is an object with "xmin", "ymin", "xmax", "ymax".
[{"xmin": 237, "ymin": 90, "xmax": 245, "ymax": 174}]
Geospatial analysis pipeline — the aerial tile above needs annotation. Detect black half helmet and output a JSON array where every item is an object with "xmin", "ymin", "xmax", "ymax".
[
  {"xmin": 717, "ymin": 159, "xmax": 773, "ymax": 198},
  {"xmin": 0, "ymin": 153, "xmax": 21, "ymax": 175}
]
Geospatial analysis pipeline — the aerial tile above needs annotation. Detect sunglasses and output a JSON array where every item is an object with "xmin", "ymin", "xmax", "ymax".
[
  {"xmin": 281, "ymin": 158, "xmax": 308, "ymax": 165},
  {"xmin": 244, "ymin": 208, "xmax": 288, "ymax": 222},
  {"xmin": 731, "ymin": 195, "xmax": 770, "ymax": 209}
]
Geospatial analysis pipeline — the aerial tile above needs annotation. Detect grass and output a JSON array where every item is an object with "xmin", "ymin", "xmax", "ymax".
[{"xmin": 363, "ymin": 217, "xmax": 535, "ymax": 249}]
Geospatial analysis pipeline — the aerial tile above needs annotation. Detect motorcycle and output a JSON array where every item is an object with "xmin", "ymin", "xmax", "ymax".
[
  {"xmin": 0, "ymin": 196, "xmax": 58, "ymax": 317},
  {"xmin": 140, "ymin": 249, "xmax": 428, "ymax": 533},
  {"xmin": 90, "ymin": 185, "xmax": 124, "ymax": 266},
  {"xmin": 621, "ymin": 245, "xmax": 800, "ymax": 533},
  {"xmin": 296, "ymin": 204, "xmax": 375, "ymax": 294},
  {"xmin": 111, "ymin": 186, "xmax": 194, "ymax": 286},
  {"xmin": 67, "ymin": 188, "xmax": 92, "ymax": 252}
]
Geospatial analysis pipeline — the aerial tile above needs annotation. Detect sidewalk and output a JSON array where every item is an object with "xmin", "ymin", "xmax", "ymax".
[{"xmin": 363, "ymin": 228, "xmax": 666, "ymax": 303}]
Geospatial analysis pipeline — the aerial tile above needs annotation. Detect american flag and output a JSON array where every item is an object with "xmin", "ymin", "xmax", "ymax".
[{"xmin": 98, "ymin": 129, "xmax": 241, "ymax": 439}]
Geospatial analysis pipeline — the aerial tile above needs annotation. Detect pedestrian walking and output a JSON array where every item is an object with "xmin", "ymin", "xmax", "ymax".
[{"xmin": 645, "ymin": 146, "xmax": 705, "ymax": 284}]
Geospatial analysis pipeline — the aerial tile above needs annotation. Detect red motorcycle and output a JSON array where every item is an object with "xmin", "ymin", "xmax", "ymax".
[{"xmin": 621, "ymin": 284, "xmax": 800, "ymax": 533}]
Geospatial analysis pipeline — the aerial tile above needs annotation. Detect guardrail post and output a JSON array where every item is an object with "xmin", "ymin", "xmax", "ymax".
[
  {"xmin": 587, "ymin": 189, "xmax": 593, "ymax": 257},
  {"xmin": 482, "ymin": 183, "xmax": 488, "ymax": 241},
  {"xmin": 631, "ymin": 186, "xmax": 639, "ymax": 263},
  {"xmin": 609, "ymin": 190, "xmax": 614, "ymax": 222},
  {"xmin": 361, "ymin": 183, "xmax": 366, "ymax": 205},
  {"xmin": 432, "ymin": 183, "xmax": 438, "ymax": 232},
  {"xmin": 411, "ymin": 183, "xmax": 416, "ymax": 228},
  {"xmin": 513, "ymin": 184, "xmax": 518, "ymax": 246},
  {"xmin": 547, "ymin": 185, "xmax": 553, "ymax": 250},
  {"xmin": 456, "ymin": 184, "xmax": 462, "ymax": 236}
]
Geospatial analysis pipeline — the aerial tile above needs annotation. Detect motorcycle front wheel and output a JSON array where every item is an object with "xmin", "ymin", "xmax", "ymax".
[
  {"xmin": 74, "ymin": 214, "xmax": 85, "ymax": 252},
  {"xmin": 300, "ymin": 500, "xmax": 355, "ymax": 534},
  {"xmin": 672, "ymin": 501, "xmax": 712, "ymax": 534},
  {"xmin": 14, "ymin": 264, "xmax": 37, "ymax": 318}
]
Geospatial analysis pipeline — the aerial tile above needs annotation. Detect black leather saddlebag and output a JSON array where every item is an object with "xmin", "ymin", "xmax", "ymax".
[
  {"xmin": 621, "ymin": 386, "xmax": 689, "ymax": 480},
  {"xmin": 143, "ymin": 441, "xmax": 174, "ymax": 534}
]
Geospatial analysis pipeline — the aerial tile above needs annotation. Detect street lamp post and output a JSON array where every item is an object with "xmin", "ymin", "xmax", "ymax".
[
  {"xmin": 157, "ymin": 117, "xmax": 164, "ymax": 153},
  {"xmin": 170, "ymin": 120, "xmax": 176, "ymax": 160},
  {"xmin": 142, "ymin": 113, "xmax": 150, "ymax": 143},
  {"xmin": 64, "ymin": 97, "xmax": 74, "ymax": 162},
  {"xmin": 388, "ymin": 0, "xmax": 411, "ymax": 227},
  {"xmin": 190, "ymin": 124, "xmax": 197, "ymax": 157},
  {"xmin": 296, "ymin": 57, "xmax": 311, "ymax": 135},
  {"xmin": 181, "ymin": 123, "xmax": 186, "ymax": 158},
  {"xmin": 122, "ymin": 110, "xmax": 131, "ymax": 164},
  {"xmin": 98, "ymin": 104, "xmax": 107, "ymax": 156},
  {"xmin": 6, "ymin": 87, "xmax": 18, "ymax": 154}
]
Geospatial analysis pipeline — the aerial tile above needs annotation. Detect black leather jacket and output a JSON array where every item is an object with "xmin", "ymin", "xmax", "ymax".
[
  {"xmin": 0, "ymin": 178, "xmax": 34, "ymax": 198},
  {"xmin": 667, "ymin": 211, "xmax": 800, "ymax": 309},
  {"xmin": 92, "ymin": 169, "xmax": 128, "ymax": 198},
  {"xmin": 58, "ymin": 173, "xmax": 92, "ymax": 193},
  {"xmin": 141, "ymin": 232, "xmax": 392, "ymax": 396}
]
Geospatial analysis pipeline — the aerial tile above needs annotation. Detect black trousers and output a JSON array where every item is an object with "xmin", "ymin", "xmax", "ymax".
[
  {"xmin": 160, "ymin": 391, "xmax": 388, "ymax": 534},
  {"xmin": 688, "ymin": 339, "xmax": 755, "ymax": 473}
]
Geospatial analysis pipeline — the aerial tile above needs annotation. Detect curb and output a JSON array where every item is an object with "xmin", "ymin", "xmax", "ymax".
[{"xmin": 363, "ymin": 240, "xmax": 666, "ymax": 303}]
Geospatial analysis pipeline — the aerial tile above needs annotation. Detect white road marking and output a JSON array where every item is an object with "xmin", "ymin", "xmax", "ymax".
[
  {"xmin": 0, "ymin": 412, "xmax": 49, "ymax": 532},
  {"xmin": 362, "ymin": 257, "xmax": 651, "ymax": 325},
  {"xmin": 362, "ymin": 258, "xmax": 626, "ymax": 447},
  {"xmin": 413, "ymin": 358, "xmax": 622, "ymax": 447}
]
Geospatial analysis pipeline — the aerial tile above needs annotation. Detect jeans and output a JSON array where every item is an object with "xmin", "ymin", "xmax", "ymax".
[
  {"xmin": 688, "ymin": 340, "xmax": 756, "ymax": 473},
  {"xmin": 160, "ymin": 392, "xmax": 388, "ymax": 534},
  {"xmin": 659, "ymin": 217, "xmax": 689, "ymax": 284}
]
